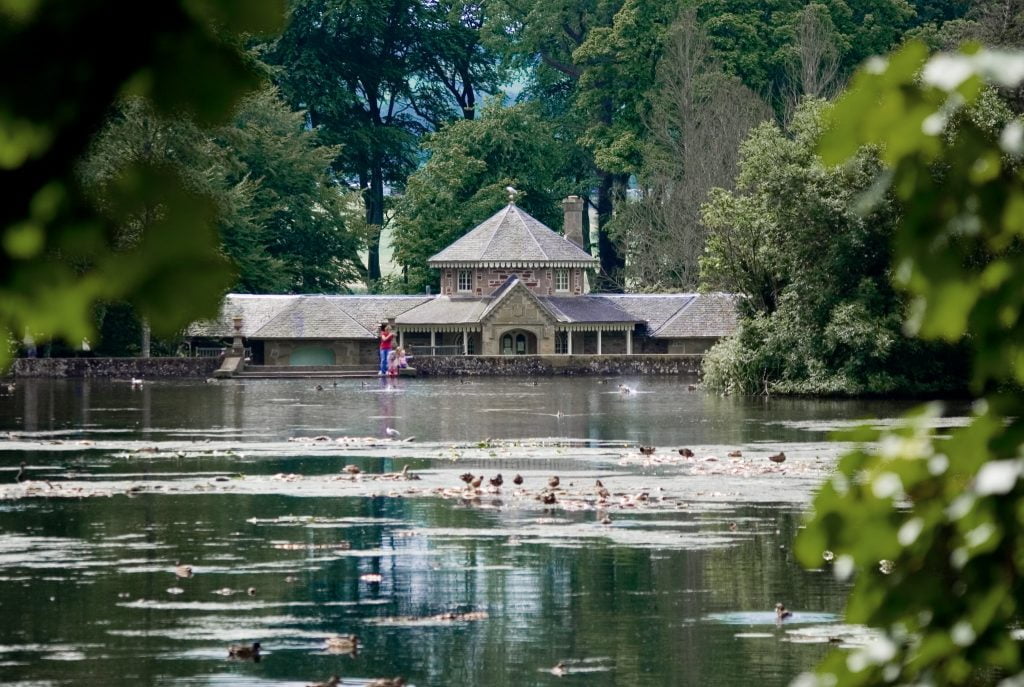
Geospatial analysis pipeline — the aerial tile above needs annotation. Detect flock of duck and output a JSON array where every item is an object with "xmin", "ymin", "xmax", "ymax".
[{"xmin": 169, "ymin": 562, "xmax": 405, "ymax": 686}]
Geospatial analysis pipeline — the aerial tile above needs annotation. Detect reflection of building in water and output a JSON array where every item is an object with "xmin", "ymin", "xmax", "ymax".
[{"xmin": 188, "ymin": 198, "xmax": 738, "ymax": 367}]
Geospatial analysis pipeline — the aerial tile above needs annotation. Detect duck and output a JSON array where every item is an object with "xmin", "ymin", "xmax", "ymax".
[
  {"xmin": 367, "ymin": 679, "xmax": 405, "ymax": 687},
  {"xmin": 678, "ymin": 448, "xmax": 695, "ymax": 458},
  {"xmin": 324, "ymin": 634, "xmax": 359, "ymax": 653},
  {"xmin": 460, "ymin": 472, "xmax": 474, "ymax": 484},
  {"xmin": 15, "ymin": 461, "xmax": 27, "ymax": 483},
  {"xmin": 639, "ymin": 445, "xmax": 655, "ymax": 456},
  {"xmin": 385, "ymin": 427, "xmax": 401, "ymax": 438},
  {"xmin": 775, "ymin": 602, "xmax": 793, "ymax": 621},
  {"xmin": 489, "ymin": 474, "xmax": 503, "ymax": 488},
  {"xmin": 228, "ymin": 641, "xmax": 261, "ymax": 660},
  {"xmin": 618, "ymin": 384, "xmax": 634, "ymax": 394},
  {"xmin": 728, "ymin": 450, "xmax": 742, "ymax": 457},
  {"xmin": 541, "ymin": 491, "xmax": 557, "ymax": 505},
  {"xmin": 548, "ymin": 476, "xmax": 560, "ymax": 489},
  {"xmin": 470, "ymin": 475, "xmax": 483, "ymax": 489},
  {"xmin": 174, "ymin": 561, "xmax": 193, "ymax": 578},
  {"xmin": 308, "ymin": 677, "xmax": 341, "ymax": 687},
  {"xmin": 769, "ymin": 451, "xmax": 786, "ymax": 464},
  {"xmin": 315, "ymin": 384, "xmax": 324, "ymax": 391},
  {"xmin": 344, "ymin": 464, "xmax": 361, "ymax": 475},
  {"xmin": 551, "ymin": 661, "xmax": 568, "ymax": 676},
  {"xmin": 596, "ymin": 481, "xmax": 610, "ymax": 500},
  {"xmin": 512, "ymin": 474, "xmax": 523, "ymax": 485},
  {"xmin": 130, "ymin": 377, "xmax": 143, "ymax": 389}
]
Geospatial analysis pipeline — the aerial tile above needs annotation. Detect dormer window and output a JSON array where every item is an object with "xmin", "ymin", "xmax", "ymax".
[
  {"xmin": 457, "ymin": 269, "xmax": 472, "ymax": 292},
  {"xmin": 555, "ymin": 269, "xmax": 570, "ymax": 292}
]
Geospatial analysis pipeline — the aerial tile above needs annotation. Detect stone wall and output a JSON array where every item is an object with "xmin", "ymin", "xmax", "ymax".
[
  {"xmin": 11, "ymin": 357, "xmax": 221, "ymax": 378},
  {"xmin": 411, "ymin": 354, "xmax": 701, "ymax": 377}
]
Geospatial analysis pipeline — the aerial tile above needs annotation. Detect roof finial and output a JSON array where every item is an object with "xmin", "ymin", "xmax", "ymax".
[{"xmin": 505, "ymin": 186, "xmax": 519, "ymax": 203}]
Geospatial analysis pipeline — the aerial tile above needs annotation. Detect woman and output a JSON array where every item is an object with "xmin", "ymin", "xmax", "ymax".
[{"xmin": 378, "ymin": 323, "xmax": 394, "ymax": 376}]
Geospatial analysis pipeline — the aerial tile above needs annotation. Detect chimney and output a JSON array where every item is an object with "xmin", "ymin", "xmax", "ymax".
[{"xmin": 562, "ymin": 195, "xmax": 585, "ymax": 249}]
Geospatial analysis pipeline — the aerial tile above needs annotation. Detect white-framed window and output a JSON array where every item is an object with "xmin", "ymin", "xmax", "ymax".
[
  {"xmin": 555, "ymin": 332, "xmax": 568, "ymax": 354},
  {"xmin": 555, "ymin": 269, "xmax": 570, "ymax": 292},
  {"xmin": 457, "ymin": 269, "xmax": 472, "ymax": 292}
]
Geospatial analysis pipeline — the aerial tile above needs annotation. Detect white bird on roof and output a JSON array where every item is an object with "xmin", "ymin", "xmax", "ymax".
[{"xmin": 385, "ymin": 427, "xmax": 401, "ymax": 438}]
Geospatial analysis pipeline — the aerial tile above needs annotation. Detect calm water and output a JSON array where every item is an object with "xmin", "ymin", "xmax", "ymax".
[{"xmin": 0, "ymin": 378, "xmax": 952, "ymax": 686}]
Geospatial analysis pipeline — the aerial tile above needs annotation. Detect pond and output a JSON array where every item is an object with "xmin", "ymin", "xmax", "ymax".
[{"xmin": 0, "ymin": 377, "xmax": 961, "ymax": 686}]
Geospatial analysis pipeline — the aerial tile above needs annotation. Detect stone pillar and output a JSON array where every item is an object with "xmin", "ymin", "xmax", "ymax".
[
  {"xmin": 430, "ymin": 330, "xmax": 436, "ymax": 354},
  {"xmin": 626, "ymin": 329, "xmax": 633, "ymax": 355},
  {"xmin": 231, "ymin": 316, "xmax": 244, "ymax": 355},
  {"xmin": 567, "ymin": 330, "xmax": 573, "ymax": 355},
  {"xmin": 399, "ymin": 330, "xmax": 404, "ymax": 348},
  {"xmin": 562, "ymin": 195, "xmax": 585, "ymax": 249},
  {"xmin": 141, "ymin": 319, "xmax": 151, "ymax": 358},
  {"xmin": 463, "ymin": 331, "xmax": 469, "ymax": 355},
  {"xmin": 597, "ymin": 330, "xmax": 602, "ymax": 355}
]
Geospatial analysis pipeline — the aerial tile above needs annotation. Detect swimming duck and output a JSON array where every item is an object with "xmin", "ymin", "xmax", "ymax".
[
  {"xmin": 548, "ymin": 476, "xmax": 560, "ymax": 489},
  {"xmin": 344, "ymin": 464, "xmax": 361, "ymax": 475},
  {"xmin": 541, "ymin": 491, "xmax": 557, "ymax": 505},
  {"xmin": 174, "ymin": 561, "xmax": 193, "ymax": 578},
  {"xmin": 489, "ymin": 474, "xmax": 503, "ymax": 488},
  {"xmin": 769, "ymin": 452, "xmax": 786, "ymax": 464},
  {"xmin": 308, "ymin": 676, "xmax": 341, "ymax": 687},
  {"xmin": 460, "ymin": 472, "xmax": 474, "ymax": 484},
  {"xmin": 15, "ymin": 461, "xmax": 26, "ymax": 483},
  {"xmin": 728, "ymin": 450, "xmax": 742, "ymax": 457},
  {"xmin": 470, "ymin": 475, "xmax": 483, "ymax": 489},
  {"xmin": 618, "ymin": 384, "xmax": 634, "ymax": 394},
  {"xmin": 596, "ymin": 482, "xmax": 611, "ymax": 500},
  {"xmin": 315, "ymin": 384, "xmax": 324, "ymax": 391},
  {"xmin": 512, "ymin": 474, "xmax": 523, "ymax": 485},
  {"xmin": 367, "ymin": 678, "xmax": 405, "ymax": 687},
  {"xmin": 775, "ymin": 602, "xmax": 792, "ymax": 621},
  {"xmin": 678, "ymin": 448, "xmax": 694, "ymax": 458},
  {"xmin": 228, "ymin": 641, "xmax": 261, "ymax": 660},
  {"xmin": 325, "ymin": 634, "xmax": 359, "ymax": 653},
  {"xmin": 551, "ymin": 661, "xmax": 568, "ymax": 676},
  {"xmin": 639, "ymin": 446, "xmax": 655, "ymax": 456}
]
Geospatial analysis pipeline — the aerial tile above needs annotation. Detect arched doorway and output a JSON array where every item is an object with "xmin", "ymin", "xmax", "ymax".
[{"xmin": 499, "ymin": 329, "xmax": 537, "ymax": 355}]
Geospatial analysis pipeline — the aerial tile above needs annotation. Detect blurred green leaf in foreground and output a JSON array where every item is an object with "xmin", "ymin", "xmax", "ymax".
[
  {"xmin": 0, "ymin": 0, "xmax": 283, "ymax": 368},
  {"xmin": 796, "ymin": 42, "xmax": 1024, "ymax": 686}
]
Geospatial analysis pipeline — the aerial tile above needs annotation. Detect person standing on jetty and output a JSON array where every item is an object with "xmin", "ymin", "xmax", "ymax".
[{"xmin": 378, "ymin": 323, "xmax": 394, "ymax": 376}]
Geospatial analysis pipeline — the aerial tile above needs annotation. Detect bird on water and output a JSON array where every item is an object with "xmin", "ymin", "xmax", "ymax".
[
  {"xmin": 775, "ymin": 602, "xmax": 793, "ymax": 621},
  {"xmin": 15, "ymin": 461, "xmax": 27, "ymax": 483},
  {"xmin": 228, "ymin": 642, "xmax": 261, "ymax": 660}
]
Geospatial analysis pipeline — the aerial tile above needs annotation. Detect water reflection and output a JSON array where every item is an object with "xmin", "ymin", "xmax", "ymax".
[{"xmin": 0, "ymin": 378, "xmax": 954, "ymax": 686}]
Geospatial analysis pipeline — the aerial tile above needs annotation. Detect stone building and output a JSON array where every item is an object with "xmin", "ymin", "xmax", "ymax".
[{"xmin": 187, "ymin": 198, "xmax": 738, "ymax": 366}]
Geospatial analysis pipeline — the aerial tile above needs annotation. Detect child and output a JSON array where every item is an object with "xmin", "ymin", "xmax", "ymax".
[
  {"xmin": 387, "ymin": 347, "xmax": 400, "ymax": 377},
  {"xmin": 396, "ymin": 347, "xmax": 409, "ymax": 370}
]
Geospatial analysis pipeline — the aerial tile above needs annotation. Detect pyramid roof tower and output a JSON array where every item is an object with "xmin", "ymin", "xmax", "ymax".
[{"xmin": 428, "ymin": 203, "xmax": 598, "ymax": 269}]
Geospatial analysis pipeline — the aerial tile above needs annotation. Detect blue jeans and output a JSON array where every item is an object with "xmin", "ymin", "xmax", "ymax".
[{"xmin": 379, "ymin": 349, "xmax": 390, "ymax": 374}]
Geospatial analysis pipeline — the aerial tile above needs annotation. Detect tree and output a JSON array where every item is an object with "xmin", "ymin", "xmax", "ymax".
[
  {"xmin": 216, "ymin": 88, "xmax": 363, "ymax": 292},
  {"xmin": 264, "ymin": 0, "xmax": 501, "ymax": 287},
  {"xmin": 699, "ymin": 99, "xmax": 966, "ymax": 395},
  {"xmin": 0, "ymin": 0, "xmax": 283, "ymax": 369},
  {"xmin": 610, "ymin": 11, "xmax": 771, "ymax": 291},
  {"xmin": 485, "ymin": 0, "xmax": 679, "ymax": 290},
  {"xmin": 795, "ymin": 43, "xmax": 1024, "ymax": 687},
  {"xmin": 392, "ymin": 98, "xmax": 585, "ymax": 291}
]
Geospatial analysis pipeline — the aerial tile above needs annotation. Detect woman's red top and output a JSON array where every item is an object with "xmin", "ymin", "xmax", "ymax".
[{"xmin": 380, "ymin": 330, "xmax": 394, "ymax": 350}]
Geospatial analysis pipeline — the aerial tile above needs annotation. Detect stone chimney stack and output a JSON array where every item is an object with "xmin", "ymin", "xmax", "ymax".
[{"xmin": 562, "ymin": 195, "xmax": 585, "ymax": 249}]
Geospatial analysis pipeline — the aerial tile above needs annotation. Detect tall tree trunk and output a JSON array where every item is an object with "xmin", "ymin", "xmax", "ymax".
[
  {"xmin": 364, "ymin": 164, "xmax": 385, "ymax": 284},
  {"xmin": 596, "ymin": 171, "xmax": 626, "ymax": 292}
]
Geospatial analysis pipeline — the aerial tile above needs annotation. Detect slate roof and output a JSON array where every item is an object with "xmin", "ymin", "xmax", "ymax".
[
  {"xmin": 396, "ymin": 297, "xmax": 489, "ymax": 326},
  {"xmin": 652, "ymin": 293, "xmax": 739, "ymax": 338},
  {"xmin": 251, "ymin": 296, "xmax": 371, "ymax": 339},
  {"xmin": 186, "ymin": 295, "xmax": 298, "ymax": 338},
  {"xmin": 539, "ymin": 296, "xmax": 638, "ymax": 323},
  {"xmin": 598, "ymin": 295, "xmax": 697, "ymax": 333},
  {"xmin": 428, "ymin": 204, "xmax": 598, "ymax": 267},
  {"xmin": 187, "ymin": 294, "xmax": 431, "ymax": 339}
]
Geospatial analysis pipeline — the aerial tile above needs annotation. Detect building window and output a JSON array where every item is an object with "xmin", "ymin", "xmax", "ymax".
[
  {"xmin": 555, "ymin": 269, "xmax": 570, "ymax": 292},
  {"xmin": 457, "ymin": 269, "xmax": 472, "ymax": 292},
  {"xmin": 555, "ymin": 332, "xmax": 568, "ymax": 354},
  {"xmin": 501, "ymin": 334, "xmax": 513, "ymax": 355}
]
